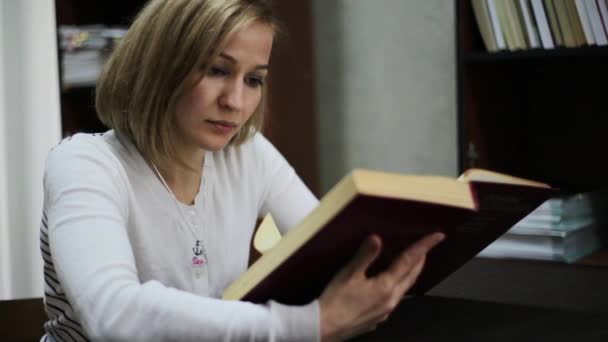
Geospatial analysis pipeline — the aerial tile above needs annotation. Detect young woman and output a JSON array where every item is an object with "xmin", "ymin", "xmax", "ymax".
[{"xmin": 40, "ymin": 0, "xmax": 444, "ymax": 341}]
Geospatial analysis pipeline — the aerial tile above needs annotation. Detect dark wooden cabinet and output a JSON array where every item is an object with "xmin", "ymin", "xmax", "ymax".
[
  {"xmin": 454, "ymin": 0, "xmax": 608, "ymax": 288},
  {"xmin": 456, "ymin": 0, "xmax": 608, "ymax": 192}
]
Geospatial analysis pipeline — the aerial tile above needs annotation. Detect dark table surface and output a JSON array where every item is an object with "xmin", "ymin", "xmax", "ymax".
[{"xmin": 352, "ymin": 295, "xmax": 608, "ymax": 341}]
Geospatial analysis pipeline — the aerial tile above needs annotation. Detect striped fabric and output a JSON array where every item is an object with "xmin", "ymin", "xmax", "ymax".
[{"xmin": 40, "ymin": 210, "xmax": 90, "ymax": 342}]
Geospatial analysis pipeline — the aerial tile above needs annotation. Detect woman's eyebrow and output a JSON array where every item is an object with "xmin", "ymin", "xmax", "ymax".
[{"xmin": 219, "ymin": 53, "xmax": 269, "ymax": 70}]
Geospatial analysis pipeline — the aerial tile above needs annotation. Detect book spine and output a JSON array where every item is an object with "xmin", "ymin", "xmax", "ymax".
[
  {"xmin": 531, "ymin": 0, "xmax": 556, "ymax": 48},
  {"xmin": 575, "ymin": 0, "xmax": 597, "ymax": 44},
  {"xmin": 554, "ymin": 0, "xmax": 577, "ymax": 47},
  {"xmin": 472, "ymin": 0, "xmax": 499, "ymax": 51},
  {"xmin": 597, "ymin": 0, "xmax": 608, "ymax": 38},
  {"xmin": 585, "ymin": 0, "xmax": 608, "ymax": 44},
  {"xmin": 545, "ymin": 0, "xmax": 565, "ymax": 46},
  {"xmin": 567, "ymin": 0, "xmax": 588, "ymax": 45},
  {"xmin": 511, "ymin": 0, "xmax": 530, "ymax": 49},
  {"xmin": 487, "ymin": 0, "xmax": 508, "ymax": 50},
  {"xmin": 520, "ymin": 0, "xmax": 542, "ymax": 48}
]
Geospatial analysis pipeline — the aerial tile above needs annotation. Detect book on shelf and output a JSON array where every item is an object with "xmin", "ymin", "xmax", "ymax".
[
  {"xmin": 473, "ymin": 0, "xmax": 608, "ymax": 51},
  {"xmin": 567, "ymin": 0, "xmax": 588, "ymax": 46},
  {"xmin": 478, "ymin": 223, "xmax": 601, "ymax": 263},
  {"xmin": 575, "ymin": 0, "xmax": 597, "ymax": 45},
  {"xmin": 585, "ymin": 0, "xmax": 608, "ymax": 45},
  {"xmin": 519, "ymin": 0, "xmax": 542, "ymax": 48},
  {"xmin": 472, "ymin": 0, "xmax": 499, "ymax": 52},
  {"xmin": 531, "ymin": 0, "xmax": 556, "ymax": 48},
  {"xmin": 480, "ymin": 191, "xmax": 607, "ymax": 263},
  {"xmin": 597, "ymin": 0, "xmax": 608, "ymax": 40},
  {"xmin": 487, "ymin": 0, "xmax": 508, "ymax": 50},
  {"xmin": 223, "ymin": 168, "xmax": 553, "ymax": 305},
  {"xmin": 497, "ymin": 0, "xmax": 528, "ymax": 50},
  {"xmin": 545, "ymin": 0, "xmax": 566, "ymax": 46},
  {"xmin": 552, "ymin": 0, "xmax": 578, "ymax": 47}
]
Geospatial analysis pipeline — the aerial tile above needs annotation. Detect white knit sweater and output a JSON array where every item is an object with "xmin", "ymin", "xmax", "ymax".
[{"xmin": 40, "ymin": 130, "xmax": 320, "ymax": 341}]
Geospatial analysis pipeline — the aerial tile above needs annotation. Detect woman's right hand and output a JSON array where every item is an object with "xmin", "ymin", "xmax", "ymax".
[{"xmin": 318, "ymin": 232, "xmax": 445, "ymax": 341}]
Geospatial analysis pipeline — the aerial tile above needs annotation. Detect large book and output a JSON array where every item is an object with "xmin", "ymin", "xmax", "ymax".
[{"xmin": 223, "ymin": 169, "xmax": 553, "ymax": 305}]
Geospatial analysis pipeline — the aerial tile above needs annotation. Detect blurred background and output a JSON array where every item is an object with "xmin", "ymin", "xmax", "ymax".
[{"xmin": 0, "ymin": 0, "xmax": 457, "ymax": 300}]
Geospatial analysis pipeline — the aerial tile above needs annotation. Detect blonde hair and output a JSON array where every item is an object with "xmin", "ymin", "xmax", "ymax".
[{"xmin": 96, "ymin": 0, "xmax": 279, "ymax": 167}]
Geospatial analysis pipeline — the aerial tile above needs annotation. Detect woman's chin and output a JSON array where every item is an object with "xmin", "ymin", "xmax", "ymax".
[{"xmin": 198, "ymin": 137, "xmax": 232, "ymax": 152}]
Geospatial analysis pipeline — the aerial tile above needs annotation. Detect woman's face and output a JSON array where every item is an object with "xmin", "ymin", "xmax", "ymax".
[{"xmin": 174, "ymin": 21, "xmax": 273, "ymax": 152}]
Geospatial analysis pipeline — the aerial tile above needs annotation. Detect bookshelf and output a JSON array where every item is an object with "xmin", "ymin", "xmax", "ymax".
[{"xmin": 456, "ymin": 0, "xmax": 608, "ymax": 265}]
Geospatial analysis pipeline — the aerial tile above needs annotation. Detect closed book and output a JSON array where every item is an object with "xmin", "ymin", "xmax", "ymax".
[
  {"xmin": 480, "ymin": 223, "xmax": 602, "ymax": 263},
  {"xmin": 554, "ymin": 0, "xmax": 578, "ymax": 46},
  {"xmin": 575, "ymin": 0, "xmax": 597, "ymax": 44},
  {"xmin": 512, "ymin": 0, "xmax": 531, "ymax": 48},
  {"xmin": 585, "ymin": 0, "xmax": 608, "ymax": 45},
  {"xmin": 223, "ymin": 168, "xmax": 553, "ymax": 305},
  {"xmin": 519, "ymin": 0, "xmax": 542, "ymax": 48},
  {"xmin": 511, "ymin": 216, "xmax": 594, "ymax": 233},
  {"xmin": 472, "ymin": 0, "xmax": 499, "ymax": 51},
  {"xmin": 597, "ymin": 0, "xmax": 608, "ymax": 39},
  {"xmin": 495, "ymin": 0, "xmax": 519, "ymax": 50},
  {"xmin": 545, "ymin": 0, "xmax": 565, "ymax": 46},
  {"xmin": 487, "ymin": 0, "xmax": 508, "ymax": 50},
  {"xmin": 531, "ymin": 0, "xmax": 556, "ymax": 48},
  {"xmin": 566, "ymin": 0, "xmax": 588, "ymax": 45},
  {"xmin": 506, "ymin": 0, "xmax": 530, "ymax": 49}
]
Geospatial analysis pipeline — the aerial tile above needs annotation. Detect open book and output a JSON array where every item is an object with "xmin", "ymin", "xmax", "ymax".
[{"xmin": 223, "ymin": 168, "xmax": 554, "ymax": 304}]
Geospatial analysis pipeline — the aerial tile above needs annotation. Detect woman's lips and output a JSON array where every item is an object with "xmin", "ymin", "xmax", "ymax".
[{"xmin": 207, "ymin": 120, "xmax": 237, "ymax": 135}]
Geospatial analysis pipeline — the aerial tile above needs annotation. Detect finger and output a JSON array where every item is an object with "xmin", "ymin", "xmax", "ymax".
[
  {"xmin": 393, "ymin": 254, "xmax": 427, "ymax": 297},
  {"xmin": 340, "ymin": 235, "xmax": 382, "ymax": 278},
  {"xmin": 407, "ymin": 232, "xmax": 445, "ymax": 256},
  {"xmin": 385, "ymin": 232, "xmax": 444, "ymax": 279}
]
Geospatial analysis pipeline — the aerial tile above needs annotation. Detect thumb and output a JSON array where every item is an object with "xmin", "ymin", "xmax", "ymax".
[{"xmin": 343, "ymin": 235, "xmax": 382, "ymax": 277}]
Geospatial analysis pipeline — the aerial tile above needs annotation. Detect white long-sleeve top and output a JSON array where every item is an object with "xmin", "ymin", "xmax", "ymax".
[{"xmin": 40, "ymin": 130, "xmax": 320, "ymax": 341}]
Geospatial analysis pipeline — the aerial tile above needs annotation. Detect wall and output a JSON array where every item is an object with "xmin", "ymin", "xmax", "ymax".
[
  {"xmin": 0, "ymin": 0, "xmax": 62, "ymax": 299},
  {"xmin": 312, "ymin": 0, "xmax": 457, "ymax": 192}
]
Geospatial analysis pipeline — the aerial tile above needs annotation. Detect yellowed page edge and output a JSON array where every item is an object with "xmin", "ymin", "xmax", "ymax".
[{"xmin": 223, "ymin": 173, "xmax": 359, "ymax": 300}]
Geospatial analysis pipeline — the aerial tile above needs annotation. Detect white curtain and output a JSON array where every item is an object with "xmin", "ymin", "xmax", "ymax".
[{"xmin": 0, "ymin": 0, "xmax": 62, "ymax": 299}]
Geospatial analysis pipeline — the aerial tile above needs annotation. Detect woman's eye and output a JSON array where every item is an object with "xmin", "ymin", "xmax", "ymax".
[
  {"xmin": 245, "ymin": 76, "xmax": 264, "ymax": 88},
  {"xmin": 208, "ymin": 66, "xmax": 228, "ymax": 77}
]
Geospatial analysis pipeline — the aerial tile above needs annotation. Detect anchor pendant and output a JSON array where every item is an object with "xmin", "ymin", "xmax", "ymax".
[{"xmin": 192, "ymin": 240, "xmax": 204, "ymax": 256}]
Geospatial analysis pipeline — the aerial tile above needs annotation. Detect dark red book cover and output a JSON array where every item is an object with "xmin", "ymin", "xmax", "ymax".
[{"xmin": 241, "ymin": 182, "xmax": 554, "ymax": 305}]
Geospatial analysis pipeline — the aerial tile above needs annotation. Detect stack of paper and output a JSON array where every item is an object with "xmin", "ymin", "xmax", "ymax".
[{"xmin": 479, "ymin": 192, "xmax": 606, "ymax": 263}]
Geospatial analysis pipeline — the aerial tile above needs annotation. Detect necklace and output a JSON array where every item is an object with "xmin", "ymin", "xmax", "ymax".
[{"xmin": 151, "ymin": 162, "xmax": 208, "ymax": 269}]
